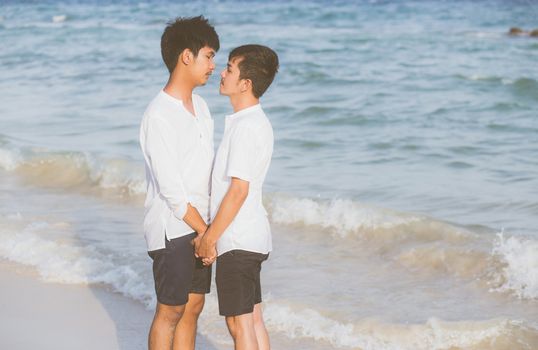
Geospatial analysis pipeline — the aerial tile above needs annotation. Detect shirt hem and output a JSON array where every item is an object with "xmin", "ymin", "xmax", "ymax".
[
  {"xmin": 217, "ymin": 246, "xmax": 272, "ymax": 257},
  {"xmin": 146, "ymin": 229, "xmax": 196, "ymax": 252}
]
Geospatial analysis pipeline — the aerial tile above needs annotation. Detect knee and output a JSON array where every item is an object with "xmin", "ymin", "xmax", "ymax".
[
  {"xmin": 156, "ymin": 304, "xmax": 184, "ymax": 325},
  {"xmin": 253, "ymin": 312, "xmax": 265, "ymax": 329},
  {"xmin": 230, "ymin": 315, "xmax": 254, "ymax": 338},
  {"xmin": 186, "ymin": 295, "xmax": 205, "ymax": 318}
]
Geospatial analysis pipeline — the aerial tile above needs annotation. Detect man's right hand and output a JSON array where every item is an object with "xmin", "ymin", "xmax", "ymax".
[{"xmin": 196, "ymin": 234, "xmax": 217, "ymax": 265}]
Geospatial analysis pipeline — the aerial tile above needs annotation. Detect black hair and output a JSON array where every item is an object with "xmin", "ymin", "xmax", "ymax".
[
  {"xmin": 229, "ymin": 44, "xmax": 279, "ymax": 98},
  {"xmin": 161, "ymin": 15, "xmax": 220, "ymax": 74}
]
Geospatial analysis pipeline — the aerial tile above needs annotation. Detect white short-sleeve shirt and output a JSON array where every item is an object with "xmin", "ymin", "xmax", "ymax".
[
  {"xmin": 210, "ymin": 104, "xmax": 273, "ymax": 256},
  {"xmin": 140, "ymin": 90, "xmax": 214, "ymax": 251}
]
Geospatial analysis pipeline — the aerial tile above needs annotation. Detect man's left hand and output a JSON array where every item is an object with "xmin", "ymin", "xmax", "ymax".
[{"xmin": 196, "ymin": 235, "xmax": 217, "ymax": 266}]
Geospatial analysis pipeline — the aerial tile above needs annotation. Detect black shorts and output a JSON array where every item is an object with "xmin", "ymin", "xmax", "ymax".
[
  {"xmin": 216, "ymin": 249, "xmax": 269, "ymax": 317},
  {"xmin": 148, "ymin": 232, "xmax": 211, "ymax": 306}
]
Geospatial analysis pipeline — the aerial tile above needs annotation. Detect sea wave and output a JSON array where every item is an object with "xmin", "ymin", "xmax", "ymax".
[
  {"xmin": 196, "ymin": 291, "xmax": 538, "ymax": 349},
  {"xmin": 489, "ymin": 233, "xmax": 538, "ymax": 300},
  {"xmin": 1, "ymin": 212, "xmax": 537, "ymax": 349},
  {"xmin": 2, "ymin": 145, "xmax": 537, "ymax": 301},
  {"xmin": 52, "ymin": 15, "xmax": 67, "ymax": 23},
  {"xmin": 511, "ymin": 78, "xmax": 538, "ymax": 100},
  {"xmin": 266, "ymin": 194, "xmax": 538, "ymax": 300},
  {"xmin": 453, "ymin": 74, "xmax": 538, "ymax": 90},
  {"xmin": 0, "ymin": 214, "xmax": 154, "ymax": 307},
  {"xmin": 266, "ymin": 193, "xmax": 466, "ymax": 243},
  {"xmin": 0, "ymin": 146, "xmax": 145, "ymax": 199},
  {"xmin": 264, "ymin": 301, "xmax": 538, "ymax": 350},
  {"xmin": 455, "ymin": 73, "xmax": 504, "ymax": 83},
  {"xmin": 0, "ymin": 147, "xmax": 21, "ymax": 171},
  {"xmin": 1, "ymin": 19, "xmax": 156, "ymax": 31},
  {"xmin": 268, "ymin": 194, "xmax": 420, "ymax": 234}
]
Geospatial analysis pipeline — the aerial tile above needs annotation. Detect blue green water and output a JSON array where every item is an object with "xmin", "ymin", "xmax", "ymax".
[
  {"xmin": 1, "ymin": 1, "xmax": 537, "ymax": 349},
  {"xmin": 1, "ymin": 0, "xmax": 537, "ymax": 234}
]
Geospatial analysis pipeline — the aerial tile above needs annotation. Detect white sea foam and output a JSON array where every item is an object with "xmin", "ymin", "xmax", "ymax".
[
  {"xmin": 0, "ymin": 148, "xmax": 22, "ymax": 171},
  {"xmin": 459, "ymin": 74, "xmax": 503, "ymax": 83},
  {"xmin": 263, "ymin": 301, "xmax": 527, "ymax": 349},
  {"xmin": 52, "ymin": 15, "xmax": 67, "ymax": 23},
  {"xmin": 469, "ymin": 74, "xmax": 492, "ymax": 81},
  {"xmin": 0, "ymin": 217, "xmax": 155, "ymax": 307},
  {"xmin": 88, "ymin": 155, "xmax": 146, "ymax": 195},
  {"xmin": 464, "ymin": 31, "xmax": 503, "ymax": 39},
  {"xmin": 0, "ymin": 146, "xmax": 145, "ymax": 196},
  {"xmin": 1, "ymin": 211, "xmax": 536, "ymax": 348},
  {"xmin": 268, "ymin": 194, "xmax": 422, "ymax": 237},
  {"xmin": 264, "ymin": 301, "xmax": 359, "ymax": 348},
  {"xmin": 490, "ymin": 233, "xmax": 538, "ymax": 300}
]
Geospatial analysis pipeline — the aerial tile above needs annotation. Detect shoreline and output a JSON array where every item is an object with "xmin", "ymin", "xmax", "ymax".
[{"xmin": 0, "ymin": 259, "xmax": 219, "ymax": 350}]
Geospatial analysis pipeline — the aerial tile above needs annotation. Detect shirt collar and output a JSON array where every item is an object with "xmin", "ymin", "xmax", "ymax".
[
  {"xmin": 225, "ymin": 104, "xmax": 262, "ymax": 121},
  {"xmin": 160, "ymin": 89, "xmax": 183, "ymax": 106}
]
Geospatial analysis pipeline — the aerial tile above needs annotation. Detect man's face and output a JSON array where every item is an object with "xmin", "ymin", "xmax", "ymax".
[
  {"xmin": 219, "ymin": 57, "xmax": 243, "ymax": 96},
  {"xmin": 191, "ymin": 46, "xmax": 216, "ymax": 86}
]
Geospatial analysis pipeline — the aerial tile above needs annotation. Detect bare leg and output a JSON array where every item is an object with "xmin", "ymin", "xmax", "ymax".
[
  {"xmin": 225, "ymin": 313, "xmax": 259, "ymax": 350},
  {"xmin": 173, "ymin": 293, "xmax": 205, "ymax": 350},
  {"xmin": 148, "ymin": 302, "xmax": 185, "ymax": 350},
  {"xmin": 226, "ymin": 316, "xmax": 237, "ymax": 339},
  {"xmin": 253, "ymin": 303, "xmax": 270, "ymax": 350}
]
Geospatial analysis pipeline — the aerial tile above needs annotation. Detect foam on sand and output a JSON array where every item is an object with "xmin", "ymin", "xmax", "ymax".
[
  {"xmin": 0, "ymin": 214, "xmax": 155, "ymax": 307},
  {"xmin": 263, "ymin": 300, "xmax": 538, "ymax": 350},
  {"xmin": 2, "ymin": 146, "xmax": 537, "ymax": 303},
  {"xmin": 0, "ymin": 259, "xmax": 151, "ymax": 350}
]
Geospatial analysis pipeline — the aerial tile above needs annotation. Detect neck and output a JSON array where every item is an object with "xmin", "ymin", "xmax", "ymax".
[
  {"xmin": 229, "ymin": 94, "xmax": 259, "ymax": 113},
  {"xmin": 163, "ymin": 70, "xmax": 194, "ymax": 102}
]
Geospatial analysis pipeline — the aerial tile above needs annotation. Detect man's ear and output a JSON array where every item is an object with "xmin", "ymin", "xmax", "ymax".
[
  {"xmin": 241, "ymin": 79, "xmax": 252, "ymax": 93},
  {"xmin": 180, "ymin": 49, "xmax": 193, "ymax": 66}
]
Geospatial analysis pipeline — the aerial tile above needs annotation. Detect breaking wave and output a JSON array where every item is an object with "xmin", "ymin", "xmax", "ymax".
[{"xmin": 0, "ymin": 146, "xmax": 144, "ymax": 199}]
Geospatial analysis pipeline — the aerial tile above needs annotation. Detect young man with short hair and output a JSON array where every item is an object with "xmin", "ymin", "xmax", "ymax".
[
  {"xmin": 139, "ymin": 16, "xmax": 219, "ymax": 350},
  {"xmin": 196, "ymin": 44, "xmax": 279, "ymax": 350}
]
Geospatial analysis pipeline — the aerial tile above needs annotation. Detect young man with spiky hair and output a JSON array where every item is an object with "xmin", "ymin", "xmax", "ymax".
[
  {"xmin": 196, "ymin": 44, "xmax": 279, "ymax": 350},
  {"xmin": 139, "ymin": 16, "xmax": 219, "ymax": 350}
]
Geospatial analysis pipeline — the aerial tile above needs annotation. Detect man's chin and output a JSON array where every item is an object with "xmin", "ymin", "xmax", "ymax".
[{"xmin": 198, "ymin": 76, "xmax": 211, "ymax": 86}]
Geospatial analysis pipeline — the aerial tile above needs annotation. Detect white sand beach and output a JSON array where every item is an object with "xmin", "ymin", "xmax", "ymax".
[{"xmin": 0, "ymin": 259, "xmax": 218, "ymax": 350}]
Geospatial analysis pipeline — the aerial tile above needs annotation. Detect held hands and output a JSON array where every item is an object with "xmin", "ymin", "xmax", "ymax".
[
  {"xmin": 194, "ymin": 231, "xmax": 217, "ymax": 266},
  {"xmin": 192, "ymin": 231, "xmax": 204, "ymax": 255}
]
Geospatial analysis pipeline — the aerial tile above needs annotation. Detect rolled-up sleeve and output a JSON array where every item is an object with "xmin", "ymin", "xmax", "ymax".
[{"xmin": 144, "ymin": 117, "xmax": 189, "ymax": 220}]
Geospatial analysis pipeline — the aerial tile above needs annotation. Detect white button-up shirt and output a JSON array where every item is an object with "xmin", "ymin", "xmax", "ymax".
[
  {"xmin": 140, "ymin": 90, "xmax": 214, "ymax": 251},
  {"xmin": 210, "ymin": 104, "xmax": 273, "ymax": 256}
]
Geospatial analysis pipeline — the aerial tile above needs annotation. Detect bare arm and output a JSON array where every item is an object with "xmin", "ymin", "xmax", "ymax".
[
  {"xmin": 184, "ymin": 204, "xmax": 208, "ymax": 235},
  {"xmin": 195, "ymin": 177, "xmax": 249, "ymax": 263}
]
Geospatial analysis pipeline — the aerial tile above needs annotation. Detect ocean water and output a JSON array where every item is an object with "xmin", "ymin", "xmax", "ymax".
[{"xmin": 1, "ymin": 0, "xmax": 538, "ymax": 349}]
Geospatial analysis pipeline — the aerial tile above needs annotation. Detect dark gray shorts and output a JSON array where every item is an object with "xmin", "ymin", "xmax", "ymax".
[
  {"xmin": 148, "ymin": 232, "xmax": 211, "ymax": 306},
  {"xmin": 216, "ymin": 249, "xmax": 269, "ymax": 317}
]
